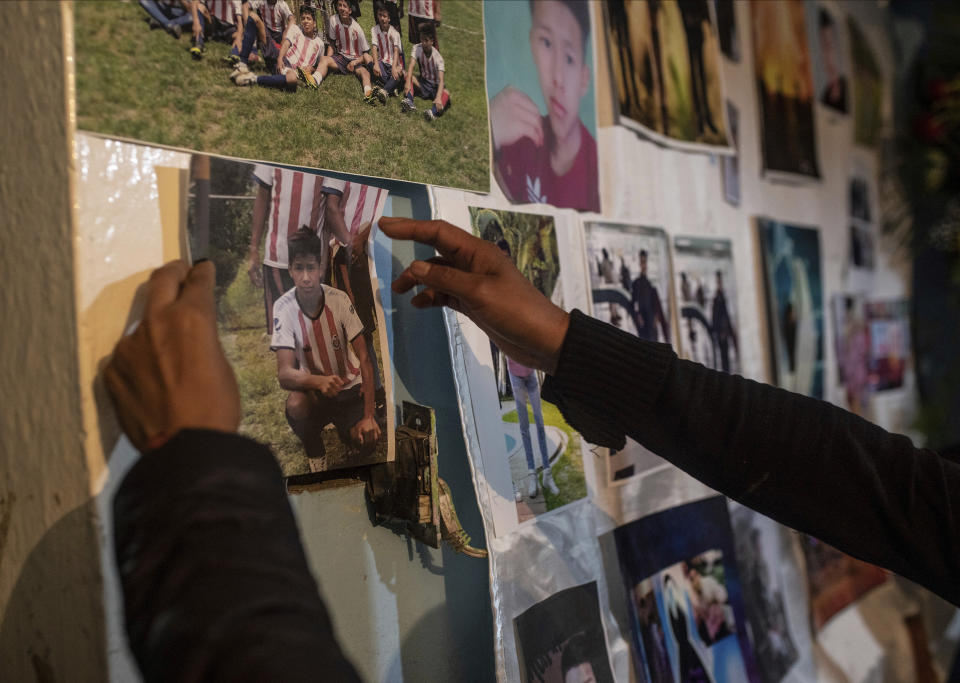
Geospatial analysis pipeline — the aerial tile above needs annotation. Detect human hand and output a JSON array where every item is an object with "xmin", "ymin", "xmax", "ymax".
[
  {"xmin": 351, "ymin": 415, "xmax": 381, "ymax": 446},
  {"xmin": 347, "ymin": 59, "xmax": 359, "ymax": 73},
  {"xmin": 373, "ymin": 62, "xmax": 382, "ymax": 78},
  {"xmin": 489, "ymin": 86, "xmax": 543, "ymax": 151},
  {"xmin": 314, "ymin": 374, "xmax": 345, "ymax": 398},
  {"xmin": 392, "ymin": 64, "xmax": 401, "ymax": 81},
  {"xmin": 104, "ymin": 261, "xmax": 241, "ymax": 451},
  {"xmin": 380, "ymin": 217, "xmax": 570, "ymax": 374},
  {"xmin": 247, "ymin": 251, "xmax": 263, "ymax": 287},
  {"xmin": 433, "ymin": 95, "xmax": 443, "ymax": 109}
]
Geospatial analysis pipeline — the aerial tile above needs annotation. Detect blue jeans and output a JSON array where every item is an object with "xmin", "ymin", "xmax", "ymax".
[
  {"xmin": 139, "ymin": 0, "xmax": 193, "ymax": 29},
  {"xmin": 509, "ymin": 371, "xmax": 549, "ymax": 471}
]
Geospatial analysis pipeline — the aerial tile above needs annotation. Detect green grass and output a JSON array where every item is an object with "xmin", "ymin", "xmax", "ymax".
[
  {"xmin": 75, "ymin": 1, "xmax": 490, "ymax": 191},
  {"xmin": 218, "ymin": 258, "xmax": 387, "ymax": 477},
  {"xmin": 503, "ymin": 401, "xmax": 587, "ymax": 511}
]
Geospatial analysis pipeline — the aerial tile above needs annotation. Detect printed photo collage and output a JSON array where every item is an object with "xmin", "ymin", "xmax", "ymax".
[{"xmin": 72, "ymin": 1, "xmax": 912, "ymax": 681}]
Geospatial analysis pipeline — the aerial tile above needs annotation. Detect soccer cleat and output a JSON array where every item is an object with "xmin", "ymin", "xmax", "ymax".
[
  {"xmin": 297, "ymin": 67, "xmax": 318, "ymax": 90},
  {"xmin": 167, "ymin": 23, "xmax": 182, "ymax": 39},
  {"xmin": 527, "ymin": 472, "xmax": 539, "ymax": 499},
  {"xmin": 372, "ymin": 86, "xmax": 387, "ymax": 105},
  {"xmin": 423, "ymin": 108, "xmax": 436, "ymax": 122},
  {"xmin": 363, "ymin": 91, "xmax": 379, "ymax": 106},
  {"xmin": 541, "ymin": 468, "xmax": 560, "ymax": 496},
  {"xmin": 190, "ymin": 45, "xmax": 203, "ymax": 61},
  {"xmin": 222, "ymin": 53, "xmax": 241, "ymax": 66},
  {"xmin": 400, "ymin": 98, "xmax": 416, "ymax": 113},
  {"xmin": 234, "ymin": 71, "xmax": 258, "ymax": 86},
  {"xmin": 229, "ymin": 62, "xmax": 250, "ymax": 80},
  {"xmin": 146, "ymin": 17, "xmax": 161, "ymax": 29}
]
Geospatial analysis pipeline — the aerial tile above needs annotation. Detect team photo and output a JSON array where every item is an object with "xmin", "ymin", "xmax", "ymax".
[{"xmin": 76, "ymin": 0, "xmax": 489, "ymax": 191}]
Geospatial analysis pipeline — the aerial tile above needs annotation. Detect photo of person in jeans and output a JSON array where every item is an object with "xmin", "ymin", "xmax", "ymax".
[{"xmin": 507, "ymin": 355, "xmax": 558, "ymax": 499}]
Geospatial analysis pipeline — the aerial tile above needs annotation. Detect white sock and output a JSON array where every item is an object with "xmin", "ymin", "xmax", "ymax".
[{"xmin": 364, "ymin": 85, "xmax": 372, "ymax": 95}]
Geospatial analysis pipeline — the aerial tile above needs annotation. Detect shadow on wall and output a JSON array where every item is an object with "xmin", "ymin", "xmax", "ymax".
[{"xmin": 0, "ymin": 500, "xmax": 106, "ymax": 682}]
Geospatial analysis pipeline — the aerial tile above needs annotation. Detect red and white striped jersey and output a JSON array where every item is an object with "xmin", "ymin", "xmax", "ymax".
[
  {"xmin": 327, "ymin": 14, "xmax": 369, "ymax": 60},
  {"xmin": 411, "ymin": 44, "xmax": 444, "ymax": 84},
  {"xmin": 407, "ymin": 0, "xmax": 436, "ymax": 19},
  {"xmin": 271, "ymin": 285, "xmax": 365, "ymax": 389},
  {"xmin": 322, "ymin": 179, "xmax": 389, "ymax": 243},
  {"xmin": 203, "ymin": 0, "xmax": 241, "ymax": 24},
  {"xmin": 370, "ymin": 23, "xmax": 402, "ymax": 66},
  {"xmin": 250, "ymin": 0, "xmax": 292, "ymax": 36},
  {"xmin": 253, "ymin": 164, "xmax": 328, "ymax": 269},
  {"xmin": 283, "ymin": 24, "xmax": 324, "ymax": 70}
]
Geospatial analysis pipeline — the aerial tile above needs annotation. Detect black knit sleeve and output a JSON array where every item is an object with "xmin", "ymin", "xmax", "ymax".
[
  {"xmin": 543, "ymin": 310, "xmax": 960, "ymax": 606},
  {"xmin": 113, "ymin": 429, "xmax": 362, "ymax": 682}
]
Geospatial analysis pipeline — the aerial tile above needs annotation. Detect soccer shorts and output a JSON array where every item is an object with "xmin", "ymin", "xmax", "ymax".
[
  {"xmin": 263, "ymin": 263, "xmax": 294, "ymax": 334},
  {"xmin": 289, "ymin": 385, "xmax": 368, "ymax": 456},
  {"xmin": 415, "ymin": 78, "xmax": 438, "ymax": 100},
  {"xmin": 333, "ymin": 53, "xmax": 369, "ymax": 76}
]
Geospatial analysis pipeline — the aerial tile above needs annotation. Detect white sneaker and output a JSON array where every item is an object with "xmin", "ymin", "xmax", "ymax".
[
  {"xmin": 230, "ymin": 62, "xmax": 250, "ymax": 81},
  {"xmin": 526, "ymin": 473, "xmax": 539, "ymax": 499},
  {"xmin": 234, "ymin": 71, "xmax": 258, "ymax": 86},
  {"xmin": 542, "ymin": 468, "xmax": 560, "ymax": 496}
]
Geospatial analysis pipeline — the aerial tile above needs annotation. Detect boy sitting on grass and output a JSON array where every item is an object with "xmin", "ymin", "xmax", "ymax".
[
  {"xmin": 490, "ymin": 0, "xmax": 599, "ymax": 211},
  {"xmin": 227, "ymin": 0, "xmax": 294, "ymax": 72},
  {"xmin": 272, "ymin": 228, "xmax": 382, "ymax": 471},
  {"xmin": 401, "ymin": 22, "xmax": 450, "ymax": 121},
  {"xmin": 370, "ymin": 1, "xmax": 404, "ymax": 98},
  {"xmin": 314, "ymin": 0, "xmax": 381, "ymax": 105},
  {"xmin": 188, "ymin": 0, "xmax": 245, "ymax": 61},
  {"xmin": 232, "ymin": 3, "xmax": 324, "ymax": 91}
]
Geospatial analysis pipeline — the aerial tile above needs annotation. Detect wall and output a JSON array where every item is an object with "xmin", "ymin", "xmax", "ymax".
[{"xmin": 0, "ymin": 2, "xmax": 107, "ymax": 680}]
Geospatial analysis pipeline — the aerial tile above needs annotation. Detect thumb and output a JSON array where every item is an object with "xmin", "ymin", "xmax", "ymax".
[{"xmin": 408, "ymin": 260, "xmax": 483, "ymax": 300}]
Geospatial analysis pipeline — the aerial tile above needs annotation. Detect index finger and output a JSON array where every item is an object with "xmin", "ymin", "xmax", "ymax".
[
  {"xmin": 378, "ymin": 218, "xmax": 481, "ymax": 265},
  {"xmin": 178, "ymin": 260, "xmax": 216, "ymax": 315},
  {"xmin": 145, "ymin": 260, "xmax": 190, "ymax": 320}
]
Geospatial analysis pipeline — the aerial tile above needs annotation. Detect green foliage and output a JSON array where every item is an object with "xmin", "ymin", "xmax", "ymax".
[
  {"xmin": 75, "ymin": 1, "xmax": 489, "ymax": 191},
  {"xmin": 469, "ymin": 207, "xmax": 560, "ymax": 299}
]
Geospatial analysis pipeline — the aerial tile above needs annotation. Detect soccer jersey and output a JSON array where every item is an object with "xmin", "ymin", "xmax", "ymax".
[
  {"xmin": 327, "ymin": 14, "xmax": 369, "ymax": 60},
  {"xmin": 203, "ymin": 0, "xmax": 241, "ymax": 24},
  {"xmin": 271, "ymin": 285, "xmax": 365, "ymax": 390},
  {"xmin": 370, "ymin": 24, "xmax": 402, "ymax": 66},
  {"xmin": 250, "ymin": 0, "xmax": 292, "ymax": 36},
  {"xmin": 253, "ymin": 164, "xmax": 328, "ymax": 268},
  {"xmin": 407, "ymin": 0, "xmax": 436, "ymax": 19},
  {"xmin": 283, "ymin": 24, "xmax": 324, "ymax": 70},
  {"xmin": 411, "ymin": 44, "xmax": 443, "ymax": 85},
  {"xmin": 321, "ymin": 179, "xmax": 389, "ymax": 241}
]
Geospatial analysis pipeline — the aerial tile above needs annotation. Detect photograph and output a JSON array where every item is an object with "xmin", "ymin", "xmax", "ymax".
[
  {"xmin": 731, "ymin": 506, "xmax": 804, "ymax": 683},
  {"xmin": 514, "ymin": 582, "xmax": 615, "ymax": 683},
  {"xmin": 188, "ymin": 155, "xmax": 394, "ymax": 478},
  {"xmin": 486, "ymin": 0, "xmax": 600, "ymax": 212},
  {"xmin": 613, "ymin": 496, "xmax": 760, "ymax": 683},
  {"xmin": 751, "ymin": 0, "xmax": 821, "ymax": 179},
  {"xmin": 714, "ymin": 0, "xmax": 739, "ymax": 62},
  {"xmin": 757, "ymin": 218, "xmax": 825, "ymax": 399},
  {"xmin": 831, "ymin": 294, "xmax": 870, "ymax": 415},
  {"xmin": 672, "ymin": 236, "xmax": 740, "ymax": 374},
  {"xmin": 584, "ymin": 221, "xmax": 674, "ymax": 485},
  {"xmin": 800, "ymin": 535, "xmax": 887, "ymax": 631},
  {"xmin": 470, "ymin": 207, "xmax": 587, "ymax": 522},
  {"xmin": 865, "ymin": 299, "xmax": 910, "ymax": 391},
  {"xmin": 809, "ymin": 2, "xmax": 849, "ymax": 116},
  {"xmin": 604, "ymin": 0, "xmax": 730, "ymax": 150},
  {"xmin": 848, "ymin": 16, "xmax": 885, "ymax": 148},
  {"xmin": 75, "ymin": 0, "xmax": 490, "ymax": 191},
  {"xmin": 848, "ymin": 174, "xmax": 875, "ymax": 269},
  {"xmin": 721, "ymin": 100, "xmax": 740, "ymax": 206}
]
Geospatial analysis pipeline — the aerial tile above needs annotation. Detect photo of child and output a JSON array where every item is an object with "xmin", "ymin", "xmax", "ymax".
[{"xmin": 486, "ymin": 0, "xmax": 600, "ymax": 212}]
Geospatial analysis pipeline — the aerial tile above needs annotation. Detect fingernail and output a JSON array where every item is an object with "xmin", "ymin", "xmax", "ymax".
[{"xmin": 411, "ymin": 261, "xmax": 429, "ymax": 277}]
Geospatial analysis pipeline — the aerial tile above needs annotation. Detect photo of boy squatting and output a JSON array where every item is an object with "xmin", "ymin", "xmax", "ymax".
[{"xmin": 270, "ymin": 228, "xmax": 384, "ymax": 471}]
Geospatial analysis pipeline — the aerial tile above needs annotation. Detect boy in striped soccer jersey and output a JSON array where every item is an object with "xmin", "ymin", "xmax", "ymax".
[
  {"xmin": 370, "ymin": 2, "xmax": 404, "ymax": 98},
  {"xmin": 407, "ymin": 0, "xmax": 440, "ymax": 48},
  {"xmin": 401, "ymin": 22, "xmax": 450, "ymax": 121},
  {"xmin": 232, "ymin": 3, "xmax": 324, "ymax": 90},
  {"xmin": 247, "ymin": 163, "xmax": 347, "ymax": 334},
  {"xmin": 188, "ymin": 0, "xmax": 244, "ymax": 61},
  {"xmin": 314, "ymin": 0, "xmax": 379, "ymax": 104},
  {"xmin": 230, "ymin": 0, "xmax": 294, "ymax": 73},
  {"xmin": 272, "ymin": 229, "xmax": 382, "ymax": 470}
]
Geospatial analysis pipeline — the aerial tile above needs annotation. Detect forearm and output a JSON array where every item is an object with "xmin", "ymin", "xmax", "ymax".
[
  {"xmin": 278, "ymin": 366, "xmax": 327, "ymax": 392},
  {"xmin": 113, "ymin": 430, "xmax": 360, "ymax": 681},
  {"xmin": 543, "ymin": 310, "xmax": 960, "ymax": 605},
  {"xmin": 360, "ymin": 354, "xmax": 375, "ymax": 419}
]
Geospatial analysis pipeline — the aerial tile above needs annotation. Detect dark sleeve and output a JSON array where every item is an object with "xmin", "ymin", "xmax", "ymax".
[
  {"xmin": 542, "ymin": 310, "xmax": 960, "ymax": 606},
  {"xmin": 113, "ymin": 429, "xmax": 362, "ymax": 683}
]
